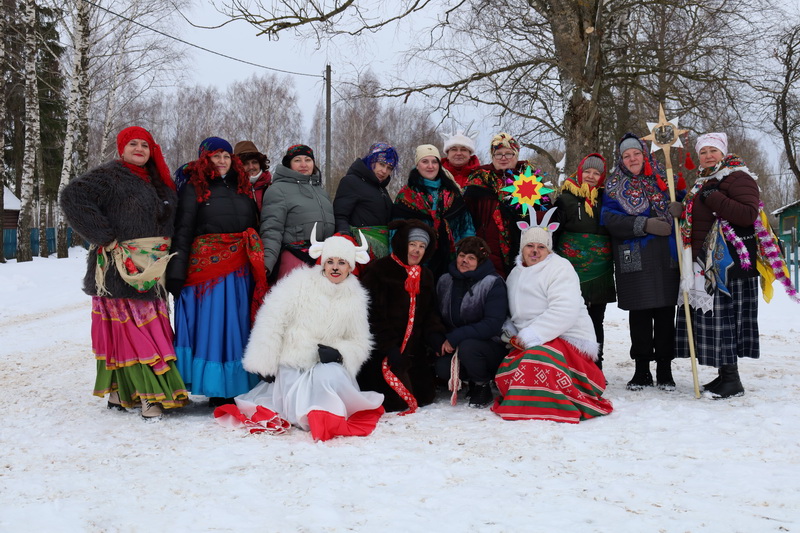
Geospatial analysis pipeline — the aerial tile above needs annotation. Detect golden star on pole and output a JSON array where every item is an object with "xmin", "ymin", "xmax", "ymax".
[{"xmin": 642, "ymin": 103, "xmax": 687, "ymax": 156}]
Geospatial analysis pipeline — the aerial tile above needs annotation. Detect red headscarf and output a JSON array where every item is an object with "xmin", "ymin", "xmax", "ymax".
[{"xmin": 116, "ymin": 126, "xmax": 176, "ymax": 191}]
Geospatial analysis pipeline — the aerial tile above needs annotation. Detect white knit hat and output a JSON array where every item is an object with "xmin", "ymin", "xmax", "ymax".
[
  {"xmin": 442, "ymin": 132, "xmax": 476, "ymax": 155},
  {"xmin": 517, "ymin": 208, "xmax": 560, "ymax": 253},
  {"xmin": 415, "ymin": 144, "xmax": 441, "ymax": 166},
  {"xmin": 695, "ymin": 132, "xmax": 728, "ymax": 156},
  {"xmin": 308, "ymin": 224, "xmax": 370, "ymax": 269}
]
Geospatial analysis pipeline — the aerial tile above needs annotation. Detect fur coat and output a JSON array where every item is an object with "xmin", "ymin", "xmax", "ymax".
[
  {"xmin": 59, "ymin": 160, "xmax": 177, "ymax": 301},
  {"xmin": 357, "ymin": 219, "xmax": 446, "ymax": 411},
  {"xmin": 505, "ymin": 253, "xmax": 599, "ymax": 360},
  {"xmin": 242, "ymin": 265, "xmax": 373, "ymax": 379}
]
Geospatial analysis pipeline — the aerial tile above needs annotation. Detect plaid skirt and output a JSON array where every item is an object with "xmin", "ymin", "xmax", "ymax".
[{"xmin": 675, "ymin": 276, "xmax": 759, "ymax": 367}]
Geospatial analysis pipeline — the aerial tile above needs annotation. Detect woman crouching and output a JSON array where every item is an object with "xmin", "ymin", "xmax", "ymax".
[
  {"xmin": 493, "ymin": 209, "xmax": 613, "ymax": 423},
  {"xmin": 218, "ymin": 228, "xmax": 384, "ymax": 441}
]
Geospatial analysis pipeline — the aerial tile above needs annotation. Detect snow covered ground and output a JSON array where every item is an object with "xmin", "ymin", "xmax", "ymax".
[{"xmin": 1, "ymin": 248, "xmax": 798, "ymax": 532}]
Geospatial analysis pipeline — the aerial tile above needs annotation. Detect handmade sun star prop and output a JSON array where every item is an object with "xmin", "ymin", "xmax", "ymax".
[{"xmin": 500, "ymin": 166, "xmax": 554, "ymax": 215}]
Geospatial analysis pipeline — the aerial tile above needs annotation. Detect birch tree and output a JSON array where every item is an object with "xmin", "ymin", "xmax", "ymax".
[
  {"xmin": 773, "ymin": 24, "xmax": 800, "ymax": 188},
  {"xmin": 56, "ymin": 0, "xmax": 90, "ymax": 258},
  {"xmin": 16, "ymin": 0, "xmax": 41, "ymax": 263}
]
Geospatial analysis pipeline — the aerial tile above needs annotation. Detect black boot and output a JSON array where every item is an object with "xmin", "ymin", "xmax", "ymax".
[
  {"xmin": 626, "ymin": 358, "xmax": 653, "ymax": 391},
  {"xmin": 469, "ymin": 382, "xmax": 494, "ymax": 408},
  {"xmin": 595, "ymin": 343, "xmax": 604, "ymax": 370},
  {"xmin": 656, "ymin": 359, "xmax": 675, "ymax": 391},
  {"xmin": 709, "ymin": 364, "xmax": 744, "ymax": 399},
  {"xmin": 702, "ymin": 368, "xmax": 722, "ymax": 392}
]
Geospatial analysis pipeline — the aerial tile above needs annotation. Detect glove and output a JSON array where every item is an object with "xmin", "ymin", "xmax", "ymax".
[
  {"xmin": 258, "ymin": 373, "xmax": 275, "ymax": 383},
  {"xmin": 668, "ymin": 201, "xmax": 683, "ymax": 218},
  {"xmin": 166, "ymin": 278, "xmax": 183, "ymax": 300},
  {"xmin": 318, "ymin": 344, "xmax": 343, "ymax": 364},
  {"xmin": 644, "ymin": 217, "xmax": 672, "ymax": 236},
  {"xmin": 700, "ymin": 180, "xmax": 720, "ymax": 202}
]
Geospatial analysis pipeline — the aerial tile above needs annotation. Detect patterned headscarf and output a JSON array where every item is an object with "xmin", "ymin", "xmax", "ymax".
[
  {"xmin": 116, "ymin": 126, "xmax": 175, "ymax": 191},
  {"xmin": 363, "ymin": 142, "xmax": 399, "ymax": 170},
  {"xmin": 490, "ymin": 132, "xmax": 520, "ymax": 155}
]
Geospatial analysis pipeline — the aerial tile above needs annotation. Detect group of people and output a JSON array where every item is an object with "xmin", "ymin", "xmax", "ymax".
[{"xmin": 59, "ymin": 122, "xmax": 779, "ymax": 440}]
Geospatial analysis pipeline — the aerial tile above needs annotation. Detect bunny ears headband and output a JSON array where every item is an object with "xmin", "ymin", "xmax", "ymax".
[{"xmin": 517, "ymin": 207, "xmax": 560, "ymax": 252}]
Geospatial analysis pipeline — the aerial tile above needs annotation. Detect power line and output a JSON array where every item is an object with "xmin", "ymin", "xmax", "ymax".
[{"xmin": 83, "ymin": 0, "xmax": 323, "ymax": 79}]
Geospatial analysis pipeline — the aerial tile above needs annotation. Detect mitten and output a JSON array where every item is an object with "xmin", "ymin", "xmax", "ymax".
[
  {"xmin": 644, "ymin": 217, "xmax": 671, "ymax": 236},
  {"xmin": 668, "ymin": 201, "xmax": 683, "ymax": 218}
]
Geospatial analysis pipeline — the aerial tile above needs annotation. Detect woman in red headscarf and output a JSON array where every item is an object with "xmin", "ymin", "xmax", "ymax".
[
  {"xmin": 60, "ymin": 126, "xmax": 188, "ymax": 420},
  {"xmin": 553, "ymin": 154, "xmax": 616, "ymax": 369}
]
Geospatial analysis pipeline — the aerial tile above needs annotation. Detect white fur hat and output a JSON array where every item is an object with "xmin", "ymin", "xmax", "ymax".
[
  {"xmin": 442, "ymin": 132, "xmax": 476, "ymax": 155},
  {"xmin": 308, "ymin": 224, "xmax": 370, "ymax": 269},
  {"xmin": 695, "ymin": 132, "xmax": 728, "ymax": 156}
]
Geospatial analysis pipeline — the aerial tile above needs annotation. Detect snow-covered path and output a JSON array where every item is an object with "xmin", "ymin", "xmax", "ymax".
[{"xmin": 1, "ymin": 250, "xmax": 798, "ymax": 532}]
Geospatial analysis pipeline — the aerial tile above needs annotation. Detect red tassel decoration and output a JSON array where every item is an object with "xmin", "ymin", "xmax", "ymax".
[
  {"xmin": 684, "ymin": 152, "xmax": 696, "ymax": 170},
  {"xmin": 676, "ymin": 175, "xmax": 686, "ymax": 191},
  {"xmin": 644, "ymin": 158, "xmax": 653, "ymax": 176}
]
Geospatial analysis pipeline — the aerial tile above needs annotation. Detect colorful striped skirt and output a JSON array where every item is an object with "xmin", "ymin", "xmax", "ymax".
[
  {"xmin": 91, "ymin": 296, "xmax": 189, "ymax": 409},
  {"xmin": 492, "ymin": 338, "xmax": 613, "ymax": 423}
]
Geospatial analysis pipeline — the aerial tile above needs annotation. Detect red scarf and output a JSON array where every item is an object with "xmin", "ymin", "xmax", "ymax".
[
  {"xmin": 380, "ymin": 253, "xmax": 423, "ymax": 416},
  {"xmin": 120, "ymin": 160, "xmax": 151, "ymax": 183}
]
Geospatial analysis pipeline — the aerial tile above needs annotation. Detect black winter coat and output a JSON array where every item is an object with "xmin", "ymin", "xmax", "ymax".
[
  {"xmin": 167, "ymin": 173, "xmax": 259, "ymax": 289},
  {"xmin": 60, "ymin": 161, "xmax": 177, "ymax": 301},
  {"xmin": 436, "ymin": 259, "xmax": 508, "ymax": 347},
  {"xmin": 333, "ymin": 159, "xmax": 393, "ymax": 233}
]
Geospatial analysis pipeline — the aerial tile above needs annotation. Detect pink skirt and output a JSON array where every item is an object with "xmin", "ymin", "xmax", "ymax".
[{"xmin": 91, "ymin": 296, "xmax": 176, "ymax": 374}]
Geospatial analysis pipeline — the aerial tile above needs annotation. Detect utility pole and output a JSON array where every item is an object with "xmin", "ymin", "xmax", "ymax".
[{"xmin": 325, "ymin": 64, "xmax": 332, "ymax": 196}]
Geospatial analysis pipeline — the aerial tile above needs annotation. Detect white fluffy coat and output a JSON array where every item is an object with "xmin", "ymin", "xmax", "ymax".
[
  {"xmin": 505, "ymin": 253, "xmax": 599, "ymax": 359},
  {"xmin": 242, "ymin": 265, "xmax": 373, "ymax": 378}
]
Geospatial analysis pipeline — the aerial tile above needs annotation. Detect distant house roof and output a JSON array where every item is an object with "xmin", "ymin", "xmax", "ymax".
[
  {"xmin": 773, "ymin": 199, "xmax": 800, "ymax": 216},
  {"xmin": 3, "ymin": 186, "xmax": 20, "ymax": 211}
]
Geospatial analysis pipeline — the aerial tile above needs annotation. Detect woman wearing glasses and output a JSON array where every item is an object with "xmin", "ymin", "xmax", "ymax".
[{"xmin": 464, "ymin": 133, "xmax": 552, "ymax": 277}]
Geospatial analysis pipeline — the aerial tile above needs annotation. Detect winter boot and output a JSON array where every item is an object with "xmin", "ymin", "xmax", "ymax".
[
  {"xmin": 469, "ymin": 382, "xmax": 494, "ymax": 408},
  {"xmin": 107, "ymin": 390, "xmax": 126, "ymax": 412},
  {"xmin": 709, "ymin": 364, "xmax": 744, "ymax": 399},
  {"xmin": 595, "ymin": 343, "xmax": 604, "ymax": 371},
  {"xmin": 656, "ymin": 359, "xmax": 676, "ymax": 391},
  {"xmin": 626, "ymin": 358, "xmax": 654, "ymax": 391},
  {"xmin": 141, "ymin": 399, "xmax": 163, "ymax": 421},
  {"xmin": 466, "ymin": 381, "xmax": 477, "ymax": 399},
  {"xmin": 702, "ymin": 369, "xmax": 722, "ymax": 392}
]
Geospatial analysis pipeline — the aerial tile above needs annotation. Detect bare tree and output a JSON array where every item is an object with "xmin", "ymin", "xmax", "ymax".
[
  {"xmin": 218, "ymin": 0, "xmax": 773, "ymax": 173},
  {"xmin": 16, "ymin": 0, "xmax": 41, "ymax": 263},
  {"xmin": 773, "ymin": 24, "xmax": 800, "ymax": 188},
  {"xmin": 56, "ymin": 0, "xmax": 90, "ymax": 258},
  {"xmin": 0, "ymin": 0, "xmax": 7, "ymax": 263},
  {"xmin": 220, "ymin": 72, "xmax": 304, "ymax": 165}
]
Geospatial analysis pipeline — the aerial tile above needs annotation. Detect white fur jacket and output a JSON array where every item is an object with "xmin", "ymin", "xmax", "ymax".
[
  {"xmin": 242, "ymin": 265, "xmax": 374, "ymax": 378},
  {"xmin": 504, "ymin": 253, "xmax": 599, "ymax": 359}
]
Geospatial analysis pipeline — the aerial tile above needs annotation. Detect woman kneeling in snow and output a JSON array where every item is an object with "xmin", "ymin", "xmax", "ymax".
[
  {"xmin": 493, "ymin": 209, "xmax": 614, "ymax": 423},
  {"xmin": 215, "ymin": 227, "xmax": 384, "ymax": 440}
]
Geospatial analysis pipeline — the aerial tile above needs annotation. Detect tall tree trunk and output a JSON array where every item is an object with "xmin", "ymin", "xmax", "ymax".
[
  {"xmin": 57, "ymin": 0, "xmax": 91, "ymax": 258},
  {"xmin": 36, "ymin": 143, "xmax": 47, "ymax": 256},
  {"xmin": 0, "ymin": 0, "xmax": 7, "ymax": 263},
  {"xmin": 17, "ymin": 0, "xmax": 41, "ymax": 263}
]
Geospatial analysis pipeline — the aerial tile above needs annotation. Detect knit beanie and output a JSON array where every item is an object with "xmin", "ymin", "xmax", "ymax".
[
  {"xmin": 443, "ymin": 132, "xmax": 476, "ymax": 155},
  {"xmin": 618, "ymin": 137, "xmax": 643, "ymax": 155},
  {"xmin": 198, "ymin": 137, "xmax": 233, "ymax": 157},
  {"xmin": 282, "ymin": 144, "xmax": 315, "ymax": 168},
  {"xmin": 116, "ymin": 126, "xmax": 175, "ymax": 190},
  {"xmin": 582, "ymin": 155, "xmax": 605, "ymax": 173},
  {"xmin": 408, "ymin": 227, "xmax": 431, "ymax": 246},
  {"xmin": 695, "ymin": 132, "xmax": 728, "ymax": 156},
  {"xmin": 456, "ymin": 236, "xmax": 490, "ymax": 264},
  {"xmin": 363, "ymin": 142, "xmax": 399, "ymax": 169},
  {"xmin": 490, "ymin": 132, "xmax": 520, "ymax": 155},
  {"xmin": 415, "ymin": 144, "xmax": 441, "ymax": 166},
  {"xmin": 519, "ymin": 227, "xmax": 553, "ymax": 253}
]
